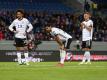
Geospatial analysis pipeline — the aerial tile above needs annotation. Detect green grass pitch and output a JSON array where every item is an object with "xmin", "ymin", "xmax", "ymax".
[{"xmin": 0, "ymin": 62, "xmax": 107, "ymax": 80}]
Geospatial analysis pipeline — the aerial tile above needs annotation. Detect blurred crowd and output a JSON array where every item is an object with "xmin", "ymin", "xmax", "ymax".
[{"xmin": 0, "ymin": 11, "xmax": 107, "ymax": 41}]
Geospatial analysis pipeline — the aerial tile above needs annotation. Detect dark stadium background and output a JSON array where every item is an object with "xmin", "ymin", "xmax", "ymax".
[{"xmin": 0, "ymin": 0, "xmax": 107, "ymax": 61}]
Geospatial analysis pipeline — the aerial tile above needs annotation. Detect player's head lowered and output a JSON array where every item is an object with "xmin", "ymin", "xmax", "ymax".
[
  {"xmin": 84, "ymin": 12, "xmax": 91, "ymax": 21},
  {"xmin": 16, "ymin": 9, "xmax": 24, "ymax": 20},
  {"xmin": 45, "ymin": 23, "xmax": 52, "ymax": 33}
]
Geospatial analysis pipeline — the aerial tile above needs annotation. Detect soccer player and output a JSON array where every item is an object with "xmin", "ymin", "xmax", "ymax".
[
  {"xmin": 45, "ymin": 24, "xmax": 72, "ymax": 67},
  {"xmin": 9, "ymin": 10, "xmax": 33, "ymax": 65},
  {"xmin": 79, "ymin": 12, "xmax": 93, "ymax": 64}
]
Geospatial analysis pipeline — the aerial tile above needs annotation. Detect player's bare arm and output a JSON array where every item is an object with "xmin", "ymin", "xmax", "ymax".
[
  {"xmin": 81, "ymin": 22, "xmax": 92, "ymax": 32},
  {"xmin": 85, "ymin": 25, "xmax": 92, "ymax": 32},
  {"xmin": 84, "ymin": 24, "xmax": 92, "ymax": 32},
  {"xmin": 12, "ymin": 29, "xmax": 19, "ymax": 34},
  {"xmin": 80, "ymin": 22, "xmax": 84, "ymax": 29},
  {"xmin": 9, "ymin": 23, "xmax": 19, "ymax": 33}
]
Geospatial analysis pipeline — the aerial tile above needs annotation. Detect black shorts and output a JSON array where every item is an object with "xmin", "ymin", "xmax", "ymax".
[
  {"xmin": 63, "ymin": 38, "xmax": 72, "ymax": 49},
  {"xmin": 15, "ymin": 38, "xmax": 27, "ymax": 47},
  {"xmin": 82, "ymin": 40, "xmax": 92, "ymax": 49}
]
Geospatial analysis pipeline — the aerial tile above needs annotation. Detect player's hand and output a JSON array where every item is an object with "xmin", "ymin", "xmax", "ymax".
[
  {"xmin": 23, "ymin": 32, "xmax": 26, "ymax": 36},
  {"xmin": 81, "ymin": 22, "xmax": 86, "ymax": 28},
  {"xmin": 59, "ymin": 45, "xmax": 65, "ymax": 50},
  {"xmin": 13, "ymin": 30, "xmax": 19, "ymax": 34},
  {"xmin": 81, "ymin": 22, "xmax": 85, "ymax": 26},
  {"xmin": 81, "ymin": 22, "xmax": 83, "ymax": 26}
]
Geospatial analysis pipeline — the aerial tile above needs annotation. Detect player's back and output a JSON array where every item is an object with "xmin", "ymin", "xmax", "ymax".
[{"xmin": 51, "ymin": 27, "xmax": 72, "ymax": 40}]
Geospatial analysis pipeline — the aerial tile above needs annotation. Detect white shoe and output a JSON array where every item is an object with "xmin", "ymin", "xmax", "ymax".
[
  {"xmin": 25, "ymin": 62, "xmax": 30, "ymax": 65},
  {"xmin": 79, "ymin": 62, "xmax": 85, "ymax": 65},
  {"xmin": 85, "ymin": 62, "xmax": 91, "ymax": 64},
  {"xmin": 18, "ymin": 63, "xmax": 23, "ymax": 65}
]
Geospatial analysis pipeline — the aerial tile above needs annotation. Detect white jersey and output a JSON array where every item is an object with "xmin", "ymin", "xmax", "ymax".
[
  {"xmin": 82, "ymin": 20, "xmax": 93, "ymax": 41},
  {"xmin": 9, "ymin": 18, "xmax": 33, "ymax": 39},
  {"xmin": 50, "ymin": 27, "xmax": 72, "ymax": 41}
]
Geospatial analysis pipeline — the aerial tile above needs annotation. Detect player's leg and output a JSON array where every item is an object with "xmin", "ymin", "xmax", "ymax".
[
  {"xmin": 15, "ymin": 38, "xmax": 29, "ymax": 65},
  {"xmin": 85, "ymin": 40, "xmax": 92, "ymax": 64},
  {"xmin": 80, "ymin": 51, "xmax": 87, "ymax": 64},
  {"xmin": 58, "ymin": 38, "xmax": 72, "ymax": 66},
  {"xmin": 66, "ymin": 38, "xmax": 72, "ymax": 61},
  {"xmin": 66, "ymin": 52, "xmax": 72, "ymax": 61},
  {"xmin": 84, "ymin": 50, "xmax": 90, "ymax": 64},
  {"xmin": 79, "ymin": 40, "xmax": 91, "ymax": 64},
  {"xmin": 57, "ymin": 41, "xmax": 66, "ymax": 67},
  {"xmin": 15, "ymin": 38, "xmax": 23, "ymax": 65},
  {"xmin": 21, "ymin": 39, "xmax": 30, "ymax": 65},
  {"xmin": 85, "ymin": 50, "xmax": 91, "ymax": 64},
  {"xmin": 79, "ymin": 41, "xmax": 87, "ymax": 64},
  {"xmin": 59, "ymin": 49, "xmax": 66, "ymax": 65},
  {"xmin": 16, "ymin": 48, "xmax": 22, "ymax": 65},
  {"xmin": 23, "ymin": 46, "xmax": 29, "ymax": 65},
  {"xmin": 80, "ymin": 50, "xmax": 91, "ymax": 64}
]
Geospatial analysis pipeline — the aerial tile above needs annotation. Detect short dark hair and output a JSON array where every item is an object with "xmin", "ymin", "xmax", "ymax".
[
  {"xmin": 45, "ymin": 23, "xmax": 52, "ymax": 27},
  {"xmin": 16, "ymin": 9, "xmax": 24, "ymax": 15},
  {"xmin": 84, "ymin": 12, "xmax": 92, "ymax": 16}
]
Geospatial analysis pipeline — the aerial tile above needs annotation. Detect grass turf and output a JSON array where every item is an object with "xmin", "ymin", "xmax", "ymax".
[{"xmin": 0, "ymin": 62, "xmax": 107, "ymax": 80}]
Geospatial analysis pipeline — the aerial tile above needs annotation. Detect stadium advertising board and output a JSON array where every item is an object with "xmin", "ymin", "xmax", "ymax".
[{"xmin": 0, "ymin": 51, "xmax": 107, "ymax": 62}]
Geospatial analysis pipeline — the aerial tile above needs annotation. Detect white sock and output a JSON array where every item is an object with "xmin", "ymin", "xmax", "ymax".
[
  {"xmin": 17, "ymin": 52, "xmax": 22, "ymax": 64},
  {"xmin": 60, "ymin": 49, "xmax": 66, "ymax": 64},
  {"xmin": 66, "ymin": 52, "xmax": 71, "ymax": 60},
  {"xmin": 82, "ymin": 51, "xmax": 91, "ymax": 63},
  {"xmin": 86, "ymin": 51, "xmax": 91, "ymax": 62},
  {"xmin": 82, "ymin": 51, "xmax": 87, "ymax": 62},
  {"xmin": 24, "ymin": 52, "xmax": 29, "ymax": 63},
  {"xmin": 60, "ymin": 49, "xmax": 62, "ymax": 62}
]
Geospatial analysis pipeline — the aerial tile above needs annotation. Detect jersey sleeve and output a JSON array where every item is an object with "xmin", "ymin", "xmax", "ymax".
[
  {"xmin": 9, "ymin": 20, "xmax": 15, "ymax": 32},
  {"xmin": 26, "ymin": 19, "xmax": 33, "ymax": 33}
]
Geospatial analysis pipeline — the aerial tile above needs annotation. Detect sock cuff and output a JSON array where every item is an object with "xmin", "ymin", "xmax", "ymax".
[
  {"xmin": 17, "ymin": 52, "xmax": 21, "ymax": 54},
  {"xmin": 62, "ymin": 50, "xmax": 66, "ymax": 53},
  {"xmin": 85, "ymin": 51, "xmax": 90, "ymax": 53}
]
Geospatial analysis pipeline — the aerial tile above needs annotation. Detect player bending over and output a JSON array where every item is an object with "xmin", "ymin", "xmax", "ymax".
[
  {"xmin": 79, "ymin": 12, "xmax": 93, "ymax": 64},
  {"xmin": 45, "ymin": 24, "xmax": 72, "ymax": 67},
  {"xmin": 9, "ymin": 10, "xmax": 33, "ymax": 65}
]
